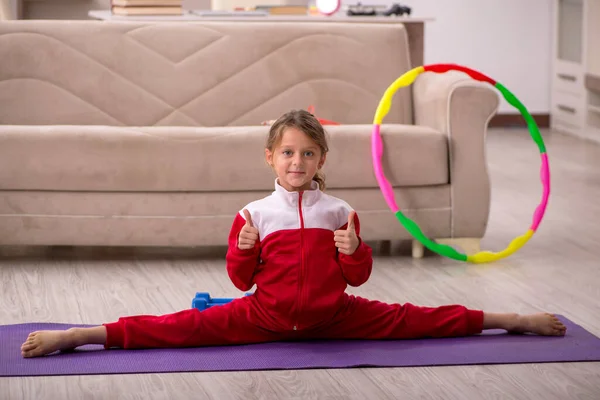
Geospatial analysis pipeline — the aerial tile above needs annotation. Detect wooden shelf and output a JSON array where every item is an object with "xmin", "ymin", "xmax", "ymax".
[
  {"xmin": 585, "ymin": 73, "xmax": 600, "ymax": 93},
  {"xmin": 588, "ymin": 105, "xmax": 600, "ymax": 114},
  {"xmin": 587, "ymin": 110, "xmax": 600, "ymax": 130}
]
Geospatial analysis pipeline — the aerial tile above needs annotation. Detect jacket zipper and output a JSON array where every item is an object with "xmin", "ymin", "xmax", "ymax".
[{"xmin": 295, "ymin": 191, "xmax": 305, "ymax": 331}]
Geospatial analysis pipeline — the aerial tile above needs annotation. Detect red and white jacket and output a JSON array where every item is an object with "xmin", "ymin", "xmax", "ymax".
[{"xmin": 225, "ymin": 179, "xmax": 373, "ymax": 331}]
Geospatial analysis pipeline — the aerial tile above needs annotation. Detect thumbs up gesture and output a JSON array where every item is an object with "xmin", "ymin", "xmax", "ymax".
[
  {"xmin": 334, "ymin": 211, "xmax": 360, "ymax": 255},
  {"xmin": 238, "ymin": 209, "xmax": 259, "ymax": 250}
]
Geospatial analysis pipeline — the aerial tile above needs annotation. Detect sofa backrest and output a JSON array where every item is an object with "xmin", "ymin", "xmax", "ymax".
[{"xmin": 0, "ymin": 20, "xmax": 413, "ymax": 126}]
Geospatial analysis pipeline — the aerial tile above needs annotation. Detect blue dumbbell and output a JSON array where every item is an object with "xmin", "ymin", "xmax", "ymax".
[{"xmin": 192, "ymin": 292, "xmax": 253, "ymax": 311}]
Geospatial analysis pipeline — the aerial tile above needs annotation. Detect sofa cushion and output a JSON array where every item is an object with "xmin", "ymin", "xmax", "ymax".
[
  {"xmin": 0, "ymin": 187, "xmax": 452, "ymax": 246},
  {"xmin": 0, "ymin": 21, "xmax": 412, "ymax": 126},
  {"xmin": 0, "ymin": 124, "xmax": 448, "ymax": 191}
]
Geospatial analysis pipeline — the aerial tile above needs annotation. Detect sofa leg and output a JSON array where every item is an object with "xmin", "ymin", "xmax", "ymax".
[
  {"xmin": 411, "ymin": 240, "xmax": 424, "ymax": 259},
  {"xmin": 435, "ymin": 238, "xmax": 481, "ymax": 256},
  {"xmin": 379, "ymin": 240, "xmax": 391, "ymax": 255}
]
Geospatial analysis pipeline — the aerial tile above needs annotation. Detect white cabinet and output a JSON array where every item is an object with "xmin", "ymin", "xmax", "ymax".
[
  {"xmin": 557, "ymin": 0, "xmax": 584, "ymax": 63},
  {"xmin": 551, "ymin": 0, "xmax": 600, "ymax": 142}
]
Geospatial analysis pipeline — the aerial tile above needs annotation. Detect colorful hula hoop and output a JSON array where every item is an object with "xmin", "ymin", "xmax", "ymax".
[{"xmin": 372, "ymin": 63, "xmax": 550, "ymax": 263}]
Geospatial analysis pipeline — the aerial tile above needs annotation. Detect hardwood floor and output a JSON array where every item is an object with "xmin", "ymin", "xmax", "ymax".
[{"xmin": 1, "ymin": 128, "xmax": 599, "ymax": 399}]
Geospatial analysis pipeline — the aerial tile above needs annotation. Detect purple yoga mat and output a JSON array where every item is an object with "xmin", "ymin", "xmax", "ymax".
[{"xmin": 2, "ymin": 315, "xmax": 599, "ymax": 377}]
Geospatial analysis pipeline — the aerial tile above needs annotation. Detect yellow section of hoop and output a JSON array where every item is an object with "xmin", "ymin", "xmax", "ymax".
[
  {"xmin": 374, "ymin": 66, "xmax": 425, "ymax": 125},
  {"xmin": 467, "ymin": 230, "xmax": 534, "ymax": 264}
]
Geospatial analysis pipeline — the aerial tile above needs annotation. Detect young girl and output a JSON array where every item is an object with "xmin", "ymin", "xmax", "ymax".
[{"xmin": 21, "ymin": 109, "xmax": 566, "ymax": 358}]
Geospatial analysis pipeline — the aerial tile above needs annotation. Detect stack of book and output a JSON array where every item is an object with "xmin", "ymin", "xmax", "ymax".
[
  {"xmin": 252, "ymin": 5, "xmax": 308, "ymax": 15},
  {"xmin": 111, "ymin": 0, "xmax": 183, "ymax": 16}
]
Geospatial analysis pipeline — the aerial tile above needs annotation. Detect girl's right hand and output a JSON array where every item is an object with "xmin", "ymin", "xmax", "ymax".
[{"xmin": 238, "ymin": 209, "xmax": 259, "ymax": 250}]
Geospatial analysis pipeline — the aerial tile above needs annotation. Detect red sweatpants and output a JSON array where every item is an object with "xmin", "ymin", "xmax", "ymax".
[{"xmin": 103, "ymin": 295, "xmax": 484, "ymax": 349}]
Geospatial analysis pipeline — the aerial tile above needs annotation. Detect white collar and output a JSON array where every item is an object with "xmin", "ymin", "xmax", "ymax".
[{"xmin": 273, "ymin": 178, "xmax": 322, "ymax": 207}]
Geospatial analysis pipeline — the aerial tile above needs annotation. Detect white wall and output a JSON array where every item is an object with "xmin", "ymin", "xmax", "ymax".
[{"xmin": 344, "ymin": 0, "xmax": 553, "ymax": 113}]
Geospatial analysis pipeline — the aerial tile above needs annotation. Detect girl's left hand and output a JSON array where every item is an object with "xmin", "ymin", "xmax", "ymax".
[{"xmin": 334, "ymin": 211, "xmax": 360, "ymax": 256}]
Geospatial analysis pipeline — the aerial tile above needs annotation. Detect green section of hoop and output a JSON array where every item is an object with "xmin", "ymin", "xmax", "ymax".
[
  {"xmin": 495, "ymin": 82, "xmax": 546, "ymax": 154},
  {"xmin": 395, "ymin": 211, "xmax": 468, "ymax": 261}
]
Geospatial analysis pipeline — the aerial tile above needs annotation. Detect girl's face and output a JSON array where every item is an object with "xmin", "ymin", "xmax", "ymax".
[{"xmin": 265, "ymin": 127, "xmax": 326, "ymax": 192}]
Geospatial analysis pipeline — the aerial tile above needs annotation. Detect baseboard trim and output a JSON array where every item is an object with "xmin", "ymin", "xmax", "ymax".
[{"xmin": 489, "ymin": 113, "xmax": 550, "ymax": 128}]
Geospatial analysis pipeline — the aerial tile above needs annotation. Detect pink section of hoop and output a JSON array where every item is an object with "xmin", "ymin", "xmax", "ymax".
[
  {"xmin": 531, "ymin": 153, "xmax": 550, "ymax": 231},
  {"xmin": 371, "ymin": 124, "xmax": 399, "ymax": 212}
]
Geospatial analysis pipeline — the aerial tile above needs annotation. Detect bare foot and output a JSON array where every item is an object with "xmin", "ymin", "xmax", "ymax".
[
  {"xmin": 512, "ymin": 313, "xmax": 567, "ymax": 336},
  {"xmin": 21, "ymin": 329, "xmax": 78, "ymax": 358},
  {"xmin": 21, "ymin": 326, "xmax": 107, "ymax": 358}
]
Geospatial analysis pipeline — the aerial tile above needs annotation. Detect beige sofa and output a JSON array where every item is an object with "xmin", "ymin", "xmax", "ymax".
[{"xmin": 0, "ymin": 20, "xmax": 499, "ymax": 257}]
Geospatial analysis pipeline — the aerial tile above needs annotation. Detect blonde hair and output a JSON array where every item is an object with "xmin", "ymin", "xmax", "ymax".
[{"xmin": 266, "ymin": 109, "xmax": 329, "ymax": 190}]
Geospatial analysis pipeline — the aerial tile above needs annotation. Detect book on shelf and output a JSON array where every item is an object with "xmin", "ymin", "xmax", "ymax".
[
  {"xmin": 252, "ymin": 5, "xmax": 308, "ymax": 15},
  {"xmin": 111, "ymin": 6, "xmax": 183, "ymax": 15},
  {"xmin": 110, "ymin": 0, "xmax": 183, "ymax": 16},
  {"xmin": 111, "ymin": 0, "xmax": 182, "ymax": 6}
]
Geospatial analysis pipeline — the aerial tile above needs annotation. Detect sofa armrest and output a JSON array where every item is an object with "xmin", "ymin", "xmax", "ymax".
[{"xmin": 412, "ymin": 70, "xmax": 500, "ymax": 238}]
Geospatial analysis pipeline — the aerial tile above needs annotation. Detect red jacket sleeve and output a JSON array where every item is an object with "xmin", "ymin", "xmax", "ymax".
[
  {"xmin": 225, "ymin": 213, "xmax": 261, "ymax": 291},
  {"xmin": 337, "ymin": 212, "xmax": 373, "ymax": 287}
]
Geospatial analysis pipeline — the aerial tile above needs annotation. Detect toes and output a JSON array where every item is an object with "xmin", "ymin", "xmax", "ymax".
[
  {"xmin": 554, "ymin": 325, "xmax": 567, "ymax": 336},
  {"xmin": 21, "ymin": 342, "xmax": 36, "ymax": 352},
  {"xmin": 21, "ymin": 350, "xmax": 34, "ymax": 358},
  {"xmin": 24, "ymin": 347, "xmax": 43, "ymax": 358}
]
